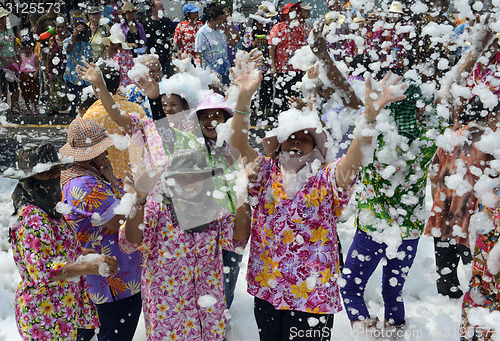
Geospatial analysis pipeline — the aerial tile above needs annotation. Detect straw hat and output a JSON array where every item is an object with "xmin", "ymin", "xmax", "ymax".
[
  {"xmin": 3, "ymin": 143, "xmax": 74, "ymax": 179},
  {"xmin": 59, "ymin": 119, "xmax": 115, "ymax": 162},
  {"xmin": 87, "ymin": 6, "xmax": 101, "ymax": 14},
  {"xmin": 299, "ymin": 2, "xmax": 312, "ymax": 10},
  {"xmin": 0, "ymin": 7, "xmax": 9, "ymax": 19},
  {"xmin": 258, "ymin": 3, "xmax": 278, "ymax": 17},
  {"xmin": 250, "ymin": 10, "xmax": 273, "ymax": 24},
  {"xmin": 122, "ymin": 2, "xmax": 138, "ymax": 13},
  {"xmin": 325, "ymin": 11, "xmax": 346, "ymax": 27},
  {"xmin": 389, "ymin": 1, "xmax": 404, "ymax": 14}
]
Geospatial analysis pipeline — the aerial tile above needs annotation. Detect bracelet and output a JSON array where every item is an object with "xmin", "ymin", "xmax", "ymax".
[
  {"xmin": 234, "ymin": 109, "xmax": 251, "ymax": 116},
  {"xmin": 133, "ymin": 197, "xmax": 147, "ymax": 210}
]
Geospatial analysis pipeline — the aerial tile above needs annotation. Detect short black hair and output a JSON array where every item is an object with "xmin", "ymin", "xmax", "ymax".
[
  {"xmin": 76, "ymin": 23, "xmax": 91, "ymax": 43},
  {"xmin": 77, "ymin": 89, "xmax": 97, "ymax": 111},
  {"xmin": 98, "ymin": 62, "xmax": 121, "ymax": 95},
  {"xmin": 460, "ymin": 96, "xmax": 499, "ymax": 125},
  {"xmin": 206, "ymin": 5, "xmax": 224, "ymax": 22}
]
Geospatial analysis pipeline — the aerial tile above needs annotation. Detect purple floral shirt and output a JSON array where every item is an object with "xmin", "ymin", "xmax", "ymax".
[
  {"xmin": 119, "ymin": 201, "xmax": 245, "ymax": 340},
  {"xmin": 247, "ymin": 157, "xmax": 353, "ymax": 314},
  {"xmin": 62, "ymin": 175, "xmax": 142, "ymax": 304}
]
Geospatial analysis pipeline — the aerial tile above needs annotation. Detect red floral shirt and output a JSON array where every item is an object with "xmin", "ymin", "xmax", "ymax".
[
  {"xmin": 112, "ymin": 47, "xmax": 134, "ymax": 87},
  {"xmin": 268, "ymin": 21, "xmax": 306, "ymax": 73},
  {"xmin": 174, "ymin": 20, "xmax": 203, "ymax": 59}
]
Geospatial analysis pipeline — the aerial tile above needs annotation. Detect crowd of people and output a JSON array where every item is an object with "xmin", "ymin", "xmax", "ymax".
[{"xmin": 2, "ymin": 0, "xmax": 500, "ymax": 340}]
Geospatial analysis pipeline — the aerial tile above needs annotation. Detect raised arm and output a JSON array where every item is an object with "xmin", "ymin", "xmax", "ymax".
[
  {"xmin": 310, "ymin": 20, "xmax": 363, "ymax": 109},
  {"xmin": 438, "ymin": 14, "xmax": 494, "ymax": 106},
  {"xmin": 77, "ymin": 61, "xmax": 132, "ymax": 134},
  {"xmin": 229, "ymin": 61, "xmax": 262, "ymax": 165},
  {"xmin": 335, "ymin": 73, "xmax": 408, "ymax": 191}
]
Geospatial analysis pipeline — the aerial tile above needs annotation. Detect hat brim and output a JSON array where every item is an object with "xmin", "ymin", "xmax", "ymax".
[
  {"xmin": 59, "ymin": 135, "xmax": 115, "ymax": 162},
  {"xmin": 164, "ymin": 167, "xmax": 223, "ymax": 180},
  {"xmin": 250, "ymin": 14, "xmax": 272, "ymax": 24},
  {"xmin": 263, "ymin": 127, "xmax": 327, "ymax": 159},
  {"xmin": 102, "ymin": 37, "xmax": 131, "ymax": 50},
  {"xmin": 3, "ymin": 160, "xmax": 74, "ymax": 179}
]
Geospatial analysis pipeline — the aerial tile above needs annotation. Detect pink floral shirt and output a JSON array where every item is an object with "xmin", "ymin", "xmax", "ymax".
[
  {"xmin": 10, "ymin": 204, "xmax": 99, "ymax": 340},
  {"xmin": 119, "ymin": 201, "xmax": 245, "ymax": 340},
  {"xmin": 247, "ymin": 157, "xmax": 352, "ymax": 314}
]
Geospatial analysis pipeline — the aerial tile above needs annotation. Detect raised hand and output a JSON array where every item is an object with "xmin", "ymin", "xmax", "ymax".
[
  {"xmin": 309, "ymin": 20, "xmax": 329, "ymax": 58},
  {"xmin": 124, "ymin": 169, "xmax": 163, "ymax": 202},
  {"xmin": 230, "ymin": 60, "xmax": 263, "ymax": 99},
  {"xmin": 468, "ymin": 13, "xmax": 493, "ymax": 57},
  {"xmin": 307, "ymin": 64, "xmax": 320, "ymax": 80},
  {"xmin": 248, "ymin": 48, "xmax": 264, "ymax": 63},
  {"xmin": 76, "ymin": 60, "xmax": 104, "ymax": 85},
  {"xmin": 134, "ymin": 74, "xmax": 160, "ymax": 100},
  {"xmin": 364, "ymin": 72, "xmax": 408, "ymax": 122}
]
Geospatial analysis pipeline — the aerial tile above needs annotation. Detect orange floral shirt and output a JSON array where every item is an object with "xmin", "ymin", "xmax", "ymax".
[{"xmin": 83, "ymin": 95, "xmax": 146, "ymax": 182}]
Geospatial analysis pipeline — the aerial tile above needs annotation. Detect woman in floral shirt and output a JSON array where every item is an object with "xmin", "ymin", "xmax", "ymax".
[
  {"xmin": 60, "ymin": 119, "xmax": 143, "ymax": 341},
  {"xmin": 104, "ymin": 24, "xmax": 134, "ymax": 88},
  {"xmin": 230, "ymin": 62, "xmax": 407, "ymax": 339},
  {"xmin": 120, "ymin": 149, "xmax": 250, "ymax": 340},
  {"xmin": 7, "ymin": 143, "xmax": 118, "ymax": 341},
  {"xmin": 174, "ymin": 4, "xmax": 203, "ymax": 60}
]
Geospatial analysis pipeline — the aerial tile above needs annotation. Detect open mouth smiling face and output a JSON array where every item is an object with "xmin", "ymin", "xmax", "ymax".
[
  {"xmin": 280, "ymin": 130, "xmax": 315, "ymax": 157},
  {"xmin": 199, "ymin": 109, "xmax": 226, "ymax": 140}
]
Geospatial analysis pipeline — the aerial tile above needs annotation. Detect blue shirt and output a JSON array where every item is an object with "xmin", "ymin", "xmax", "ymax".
[
  {"xmin": 194, "ymin": 24, "xmax": 230, "ymax": 76},
  {"xmin": 123, "ymin": 84, "xmax": 151, "ymax": 118},
  {"xmin": 63, "ymin": 37, "xmax": 93, "ymax": 85}
]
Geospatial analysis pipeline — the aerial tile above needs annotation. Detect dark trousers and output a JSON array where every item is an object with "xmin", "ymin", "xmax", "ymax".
[
  {"xmin": 223, "ymin": 249, "xmax": 243, "ymax": 308},
  {"xmin": 434, "ymin": 237, "xmax": 472, "ymax": 298},
  {"xmin": 77, "ymin": 293, "xmax": 142, "ymax": 341},
  {"xmin": 254, "ymin": 297, "xmax": 334, "ymax": 341},
  {"xmin": 67, "ymin": 81, "xmax": 83, "ymax": 117},
  {"xmin": 342, "ymin": 229, "xmax": 419, "ymax": 326}
]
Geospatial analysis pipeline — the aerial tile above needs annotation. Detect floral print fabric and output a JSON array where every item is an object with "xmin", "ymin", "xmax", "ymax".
[
  {"xmin": 356, "ymin": 89, "xmax": 444, "ymax": 240},
  {"xmin": 62, "ymin": 175, "xmax": 142, "ymax": 304},
  {"xmin": 112, "ymin": 47, "xmax": 134, "ymax": 87},
  {"xmin": 425, "ymin": 125, "xmax": 493, "ymax": 247},
  {"xmin": 461, "ymin": 187, "xmax": 500, "ymax": 341},
  {"xmin": 62, "ymin": 38, "xmax": 93, "ymax": 85},
  {"xmin": 0, "ymin": 28, "xmax": 17, "ymax": 66},
  {"xmin": 247, "ymin": 157, "xmax": 353, "ymax": 314},
  {"xmin": 10, "ymin": 204, "xmax": 99, "ymax": 340},
  {"xmin": 174, "ymin": 21, "xmax": 203, "ymax": 59},
  {"xmin": 119, "ymin": 201, "xmax": 245, "ymax": 340},
  {"xmin": 268, "ymin": 22, "xmax": 306, "ymax": 73},
  {"xmin": 83, "ymin": 95, "xmax": 146, "ymax": 182}
]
